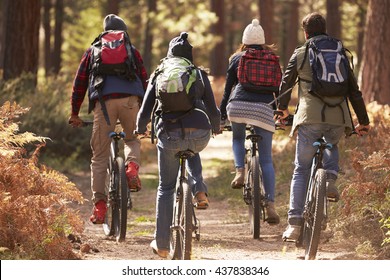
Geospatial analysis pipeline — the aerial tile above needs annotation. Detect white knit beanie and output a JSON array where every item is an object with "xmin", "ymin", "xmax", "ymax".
[{"xmin": 242, "ymin": 19, "xmax": 265, "ymax": 45}]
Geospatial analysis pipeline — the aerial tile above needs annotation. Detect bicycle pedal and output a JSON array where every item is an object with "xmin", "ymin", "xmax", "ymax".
[
  {"xmin": 195, "ymin": 233, "xmax": 200, "ymax": 241},
  {"xmin": 282, "ymin": 236, "xmax": 298, "ymax": 243},
  {"xmin": 170, "ymin": 225, "xmax": 180, "ymax": 231}
]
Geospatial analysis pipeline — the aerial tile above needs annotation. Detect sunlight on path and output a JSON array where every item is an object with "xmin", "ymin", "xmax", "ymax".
[{"xmin": 201, "ymin": 132, "xmax": 233, "ymax": 160}]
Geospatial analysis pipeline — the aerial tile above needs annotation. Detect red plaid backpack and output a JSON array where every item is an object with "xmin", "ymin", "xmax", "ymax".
[{"xmin": 237, "ymin": 48, "xmax": 282, "ymax": 93}]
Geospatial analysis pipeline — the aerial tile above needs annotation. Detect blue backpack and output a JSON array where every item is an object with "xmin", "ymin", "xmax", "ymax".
[{"xmin": 301, "ymin": 36, "xmax": 352, "ymax": 97}]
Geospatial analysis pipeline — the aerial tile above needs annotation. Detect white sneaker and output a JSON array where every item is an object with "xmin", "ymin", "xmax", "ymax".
[{"xmin": 282, "ymin": 225, "xmax": 301, "ymax": 242}]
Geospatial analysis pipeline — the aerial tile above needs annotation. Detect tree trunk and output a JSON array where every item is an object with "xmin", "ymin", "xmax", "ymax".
[
  {"xmin": 210, "ymin": 0, "xmax": 226, "ymax": 77},
  {"xmin": 2, "ymin": 0, "xmax": 41, "ymax": 81},
  {"xmin": 282, "ymin": 0, "xmax": 299, "ymax": 69},
  {"xmin": 43, "ymin": 0, "xmax": 52, "ymax": 76},
  {"xmin": 359, "ymin": 0, "xmax": 390, "ymax": 105},
  {"xmin": 326, "ymin": 0, "xmax": 341, "ymax": 39},
  {"xmin": 258, "ymin": 0, "xmax": 274, "ymax": 44},
  {"xmin": 52, "ymin": 0, "xmax": 64, "ymax": 75},
  {"xmin": 143, "ymin": 0, "xmax": 156, "ymax": 75},
  {"xmin": 106, "ymin": 0, "xmax": 120, "ymax": 15}
]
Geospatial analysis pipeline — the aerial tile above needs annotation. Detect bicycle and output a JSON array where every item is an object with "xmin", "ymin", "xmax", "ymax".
[
  {"xmin": 133, "ymin": 131, "xmax": 200, "ymax": 260},
  {"xmin": 79, "ymin": 121, "xmax": 131, "ymax": 242},
  {"xmin": 169, "ymin": 149, "xmax": 201, "ymax": 260},
  {"xmin": 275, "ymin": 113, "xmax": 335, "ymax": 259},
  {"xmin": 224, "ymin": 124, "xmax": 266, "ymax": 239},
  {"xmin": 287, "ymin": 137, "xmax": 332, "ymax": 260}
]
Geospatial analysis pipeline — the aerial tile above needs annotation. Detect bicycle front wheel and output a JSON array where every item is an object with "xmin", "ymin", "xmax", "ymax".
[
  {"xmin": 248, "ymin": 155, "xmax": 261, "ymax": 239},
  {"xmin": 303, "ymin": 168, "xmax": 326, "ymax": 260}
]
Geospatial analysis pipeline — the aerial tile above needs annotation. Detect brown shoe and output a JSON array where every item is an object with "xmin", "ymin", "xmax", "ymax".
[
  {"xmin": 231, "ymin": 168, "xmax": 245, "ymax": 189},
  {"xmin": 150, "ymin": 240, "xmax": 169, "ymax": 258},
  {"xmin": 194, "ymin": 192, "xmax": 209, "ymax": 209},
  {"xmin": 265, "ymin": 202, "xmax": 280, "ymax": 225}
]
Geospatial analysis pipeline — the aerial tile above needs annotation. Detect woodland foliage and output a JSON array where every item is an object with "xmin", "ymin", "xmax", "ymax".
[
  {"xmin": 337, "ymin": 102, "xmax": 390, "ymax": 258},
  {"xmin": 0, "ymin": 102, "xmax": 84, "ymax": 259}
]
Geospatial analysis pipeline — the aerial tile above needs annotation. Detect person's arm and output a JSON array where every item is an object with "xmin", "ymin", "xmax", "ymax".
[
  {"xmin": 136, "ymin": 79, "xmax": 156, "ymax": 133},
  {"xmin": 69, "ymin": 49, "xmax": 91, "ymax": 127},
  {"xmin": 219, "ymin": 54, "xmax": 240, "ymax": 120},
  {"xmin": 277, "ymin": 50, "xmax": 299, "ymax": 113},
  {"xmin": 347, "ymin": 67, "xmax": 370, "ymax": 136},
  {"xmin": 200, "ymin": 70, "xmax": 221, "ymax": 134},
  {"xmin": 133, "ymin": 48, "xmax": 148, "ymax": 91}
]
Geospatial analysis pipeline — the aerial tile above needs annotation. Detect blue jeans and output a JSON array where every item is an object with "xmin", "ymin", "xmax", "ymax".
[
  {"xmin": 288, "ymin": 124, "xmax": 345, "ymax": 223},
  {"xmin": 231, "ymin": 122, "xmax": 275, "ymax": 202},
  {"xmin": 155, "ymin": 128, "xmax": 211, "ymax": 250}
]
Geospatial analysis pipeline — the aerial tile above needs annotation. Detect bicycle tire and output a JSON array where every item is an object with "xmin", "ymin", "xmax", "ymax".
[
  {"xmin": 182, "ymin": 180, "xmax": 193, "ymax": 259},
  {"xmin": 170, "ymin": 184, "xmax": 183, "ymax": 260},
  {"xmin": 103, "ymin": 158, "xmax": 118, "ymax": 237},
  {"xmin": 170, "ymin": 179, "xmax": 192, "ymax": 259},
  {"xmin": 248, "ymin": 155, "xmax": 261, "ymax": 239},
  {"xmin": 303, "ymin": 168, "xmax": 326, "ymax": 260},
  {"xmin": 116, "ymin": 157, "xmax": 128, "ymax": 242}
]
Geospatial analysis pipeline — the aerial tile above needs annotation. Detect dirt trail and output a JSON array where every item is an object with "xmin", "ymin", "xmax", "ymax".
[{"xmin": 70, "ymin": 133, "xmax": 359, "ymax": 260}]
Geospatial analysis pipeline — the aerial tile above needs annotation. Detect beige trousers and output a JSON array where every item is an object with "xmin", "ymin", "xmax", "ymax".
[{"xmin": 90, "ymin": 96, "xmax": 141, "ymax": 203}]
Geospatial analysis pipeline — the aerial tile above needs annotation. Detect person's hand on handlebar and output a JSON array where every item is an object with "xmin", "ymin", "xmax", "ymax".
[
  {"xmin": 274, "ymin": 109, "xmax": 291, "ymax": 130},
  {"xmin": 68, "ymin": 114, "xmax": 84, "ymax": 128},
  {"xmin": 133, "ymin": 129, "xmax": 150, "ymax": 139},
  {"xmin": 273, "ymin": 109, "xmax": 290, "ymax": 120},
  {"xmin": 354, "ymin": 124, "xmax": 370, "ymax": 137}
]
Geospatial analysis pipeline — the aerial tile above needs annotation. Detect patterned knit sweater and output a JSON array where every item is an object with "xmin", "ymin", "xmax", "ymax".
[{"xmin": 227, "ymin": 100, "xmax": 275, "ymax": 133}]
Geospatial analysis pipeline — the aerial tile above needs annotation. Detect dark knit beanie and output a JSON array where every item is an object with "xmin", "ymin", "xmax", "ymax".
[
  {"xmin": 103, "ymin": 14, "xmax": 127, "ymax": 31},
  {"xmin": 167, "ymin": 32, "xmax": 193, "ymax": 62}
]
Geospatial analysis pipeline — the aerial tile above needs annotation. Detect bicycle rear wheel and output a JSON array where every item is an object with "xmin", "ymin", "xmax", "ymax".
[
  {"xmin": 247, "ymin": 155, "xmax": 261, "ymax": 239},
  {"xmin": 303, "ymin": 168, "xmax": 326, "ymax": 260},
  {"xmin": 115, "ymin": 157, "xmax": 128, "ymax": 242},
  {"xmin": 170, "ymin": 184, "xmax": 183, "ymax": 260},
  {"xmin": 170, "ymin": 180, "xmax": 193, "ymax": 260},
  {"xmin": 103, "ymin": 158, "xmax": 118, "ymax": 237}
]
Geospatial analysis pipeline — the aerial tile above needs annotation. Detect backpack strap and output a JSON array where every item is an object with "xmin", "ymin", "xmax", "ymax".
[
  {"xmin": 299, "ymin": 42, "xmax": 310, "ymax": 70},
  {"xmin": 311, "ymin": 92, "xmax": 346, "ymax": 123},
  {"xmin": 89, "ymin": 48, "xmax": 111, "ymax": 126}
]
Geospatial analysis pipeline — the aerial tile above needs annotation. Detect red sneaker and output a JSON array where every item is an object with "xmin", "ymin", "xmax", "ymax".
[
  {"xmin": 126, "ymin": 162, "xmax": 141, "ymax": 192},
  {"xmin": 89, "ymin": 200, "xmax": 107, "ymax": 224}
]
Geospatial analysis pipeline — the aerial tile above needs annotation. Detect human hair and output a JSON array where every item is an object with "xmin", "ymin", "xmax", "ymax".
[
  {"xmin": 229, "ymin": 43, "xmax": 278, "ymax": 60},
  {"xmin": 301, "ymin": 12, "xmax": 326, "ymax": 37}
]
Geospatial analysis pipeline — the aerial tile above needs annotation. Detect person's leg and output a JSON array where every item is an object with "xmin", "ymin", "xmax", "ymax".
[
  {"xmin": 254, "ymin": 127, "xmax": 279, "ymax": 224},
  {"xmin": 323, "ymin": 125, "xmax": 345, "ymax": 201},
  {"xmin": 231, "ymin": 122, "xmax": 246, "ymax": 168},
  {"xmin": 90, "ymin": 100, "xmax": 117, "ymax": 203},
  {"xmin": 185, "ymin": 129, "xmax": 211, "ymax": 209},
  {"xmin": 119, "ymin": 96, "xmax": 141, "ymax": 165},
  {"xmin": 254, "ymin": 127, "xmax": 275, "ymax": 201},
  {"xmin": 89, "ymin": 100, "xmax": 117, "ymax": 223},
  {"xmin": 118, "ymin": 96, "xmax": 142, "ymax": 191},
  {"xmin": 231, "ymin": 122, "xmax": 246, "ymax": 188},
  {"xmin": 154, "ymin": 130, "xmax": 182, "ymax": 251},
  {"xmin": 288, "ymin": 124, "xmax": 323, "ymax": 221}
]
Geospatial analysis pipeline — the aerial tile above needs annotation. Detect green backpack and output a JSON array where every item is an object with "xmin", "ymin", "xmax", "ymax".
[{"xmin": 155, "ymin": 56, "xmax": 198, "ymax": 113}]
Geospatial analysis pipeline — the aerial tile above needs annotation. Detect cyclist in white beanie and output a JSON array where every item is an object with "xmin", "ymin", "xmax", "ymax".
[
  {"xmin": 242, "ymin": 19, "xmax": 265, "ymax": 45},
  {"xmin": 220, "ymin": 18, "xmax": 281, "ymax": 225}
]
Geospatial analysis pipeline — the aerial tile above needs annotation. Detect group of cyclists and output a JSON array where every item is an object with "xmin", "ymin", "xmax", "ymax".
[{"xmin": 69, "ymin": 12, "xmax": 370, "ymax": 258}]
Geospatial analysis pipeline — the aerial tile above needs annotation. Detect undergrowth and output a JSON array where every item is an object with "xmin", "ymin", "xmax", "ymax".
[
  {"xmin": 334, "ymin": 102, "xmax": 390, "ymax": 258},
  {"xmin": 0, "ymin": 102, "xmax": 84, "ymax": 259}
]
